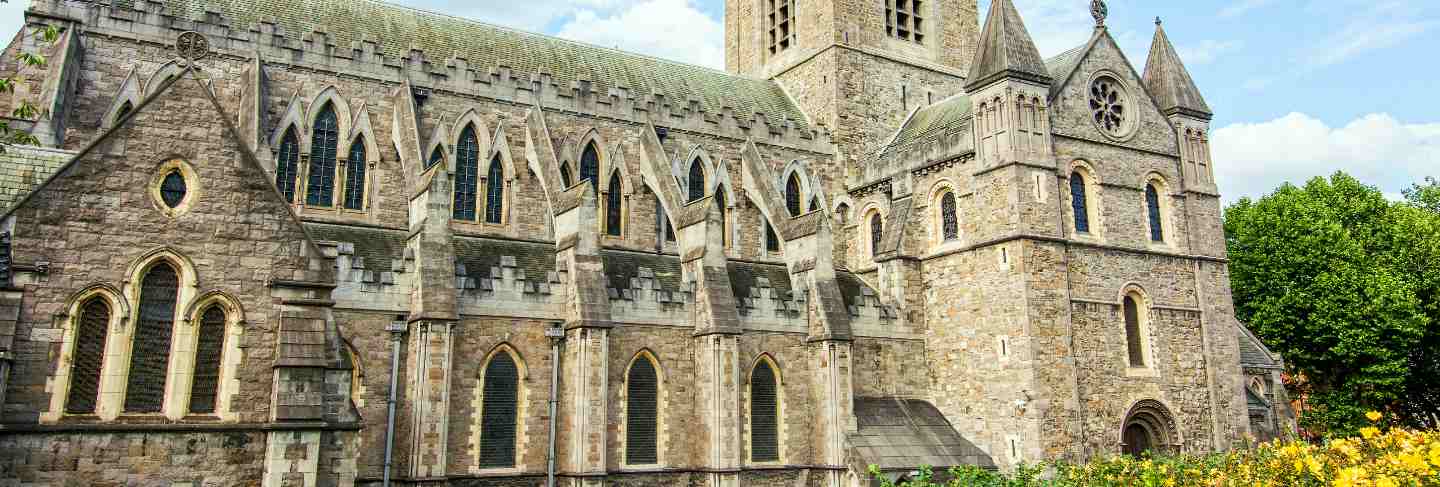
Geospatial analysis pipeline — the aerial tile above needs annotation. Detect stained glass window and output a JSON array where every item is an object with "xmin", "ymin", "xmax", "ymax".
[
  {"xmin": 626, "ymin": 357, "xmax": 658, "ymax": 464},
  {"xmin": 485, "ymin": 155, "xmax": 505, "ymax": 224},
  {"xmin": 344, "ymin": 136, "xmax": 367, "ymax": 210},
  {"xmin": 66, "ymin": 298, "xmax": 109, "ymax": 414},
  {"xmin": 606, "ymin": 172, "xmax": 623, "ymax": 236},
  {"xmin": 940, "ymin": 192, "xmax": 958, "ymax": 241},
  {"xmin": 453, "ymin": 125, "xmax": 480, "ymax": 221},
  {"xmin": 189, "ymin": 306, "xmax": 226, "ymax": 414},
  {"xmin": 1071, "ymin": 172, "xmax": 1090, "ymax": 233},
  {"xmin": 306, "ymin": 104, "xmax": 338, "ymax": 207},
  {"xmin": 750, "ymin": 360, "xmax": 780, "ymax": 462},
  {"xmin": 688, "ymin": 159, "xmax": 705, "ymax": 202},
  {"xmin": 479, "ymin": 352, "xmax": 519, "ymax": 468},
  {"xmin": 276, "ymin": 128, "xmax": 301, "ymax": 202},
  {"xmin": 580, "ymin": 143, "xmax": 600, "ymax": 197},
  {"xmin": 160, "ymin": 170, "xmax": 186, "ymax": 208},
  {"xmin": 125, "ymin": 262, "xmax": 179, "ymax": 413},
  {"xmin": 1146, "ymin": 184, "xmax": 1164, "ymax": 242}
]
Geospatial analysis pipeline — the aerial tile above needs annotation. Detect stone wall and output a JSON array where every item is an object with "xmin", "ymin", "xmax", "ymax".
[{"xmin": 0, "ymin": 431, "xmax": 267, "ymax": 486}]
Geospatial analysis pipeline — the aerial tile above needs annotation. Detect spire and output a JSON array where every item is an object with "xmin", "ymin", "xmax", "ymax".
[
  {"xmin": 964, "ymin": 0, "xmax": 1051, "ymax": 91},
  {"xmin": 1143, "ymin": 20, "xmax": 1213, "ymax": 119}
]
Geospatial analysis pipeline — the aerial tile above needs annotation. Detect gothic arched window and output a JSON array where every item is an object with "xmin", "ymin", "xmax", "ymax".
[
  {"xmin": 479, "ymin": 351, "xmax": 519, "ymax": 468},
  {"xmin": 453, "ymin": 125, "xmax": 480, "ymax": 221},
  {"xmin": 785, "ymin": 173, "xmax": 802, "ymax": 217},
  {"xmin": 765, "ymin": 221, "xmax": 780, "ymax": 252},
  {"xmin": 688, "ymin": 158, "xmax": 705, "ymax": 202},
  {"xmin": 276, "ymin": 128, "xmax": 301, "ymax": 203},
  {"xmin": 626, "ymin": 356, "xmax": 659, "ymax": 464},
  {"xmin": 1146, "ymin": 184, "xmax": 1164, "ymax": 242},
  {"xmin": 750, "ymin": 359, "xmax": 780, "ymax": 462},
  {"xmin": 1124, "ymin": 295, "xmax": 1145, "ymax": 367},
  {"xmin": 580, "ymin": 142, "xmax": 600, "ymax": 197},
  {"xmin": 306, "ymin": 103, "xmax": 339, "ymax": 207},
  {"xmin": 716, "ymin": 186, "xmax": 730, "ymax": 248},
  {"xmin": 606, "ymin": 172, "xmax": 623, "ymax": 236},
  {"xmin": 485, "ymin": 155, "xmax": 505, "ymax": 224},
  {"xmin": 125, "ymin": 262, "xmax": 179, "ymax": 413},
  {"xmin": 66, "ymin": 298, "xmax": 110, "ymax": 414},
  {"xmin": 870, "ymin": 213, "xmax": 883, "ymax": 257},
  {"xmin": 940, "ymin": 192, "xmax": 958, "ymax": 241},
  {"xmin": 189, "ymin": 305, "xmax": 226, "ymax": 414},
  {"xmin": 560, "ymin": 164, "xmax": 574, "ymax": 188},
  {"xmin": 1071, "ymin": 172, "xmax": 1091, "ymax": 233},
  {"xmin": 344, "ymin": 136, "xmax": 367, "ymax": 210}
]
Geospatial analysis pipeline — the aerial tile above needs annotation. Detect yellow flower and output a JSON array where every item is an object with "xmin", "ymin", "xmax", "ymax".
[
  {"xmin": 1375, "ymin": 476, "xmax": 1396, "ymax": 487},
  {"xmin": 1367, "ymin": 411, "xmax": 1383, "ymax": 422},
  {"xmin": 1306, "ymin": 457, "xmax": 1323, "ymax": 477},
  {"xmin": 1362, "ymin": 427, "xmax": 1381, "ymax": 440}
]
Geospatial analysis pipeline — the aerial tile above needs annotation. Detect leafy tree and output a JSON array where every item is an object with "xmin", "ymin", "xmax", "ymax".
[
  {"xmin": 0, "ymin": 0, "xmax": 59, "ymax": 150},
  {"xmin": 1224, "ymin": 172, "xmax": 1440, "ymax": 436}
]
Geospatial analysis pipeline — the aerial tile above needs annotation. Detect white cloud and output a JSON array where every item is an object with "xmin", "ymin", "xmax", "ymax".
[
  {"xmin": 1219, "ymin": 0, "xmax": 1274, "ymax": 18},
  {"xmin": 554, "ymin": 0, "xmax": 724, "ymax": 68},
  {"xmin": 1302, "ymin": 19, "xmax": 1436, "ymax": 69},
  {"xmin": 981, "ymin": 0, "xmax": 1096, "ymax": 58},
  {"xmin": 1212, "ymin": 113, "xmax": 1440, "ymax": 203},
  {"xmin": 1177, "ymin": 40, "xmax": 1243, "ymax": 65},
  {"xmin": 0, "ymin": 0, "xmax": 25, "ymax": 45}
]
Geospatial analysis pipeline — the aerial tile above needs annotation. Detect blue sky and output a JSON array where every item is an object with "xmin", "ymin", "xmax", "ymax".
[{"xmin": 0, "ymin": 0, "xmax": 1434, "ymax": 203}]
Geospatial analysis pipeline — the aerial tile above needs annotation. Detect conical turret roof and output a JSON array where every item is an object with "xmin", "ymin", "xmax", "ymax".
[
  {"xmin": 965, "ymin": 0, "xmax": 1051, "ymax": 91},
  {"xmin": 1142, "ymin": 20, "xmax": 1212, "ymax": 119}
]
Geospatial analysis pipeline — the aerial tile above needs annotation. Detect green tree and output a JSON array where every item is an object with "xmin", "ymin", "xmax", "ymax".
[
  {"xmin": 1224, "ymin": 172, "xmax": 1440, "ymax": 435},
  {"xmin": 0, "ymin": 0, "xmax": 59, "ymax": 150}
]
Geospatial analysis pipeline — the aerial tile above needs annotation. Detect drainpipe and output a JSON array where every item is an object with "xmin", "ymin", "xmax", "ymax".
[
  {"xmin": 545, "ymin": 322, "xmax": 566, "ymax": 487},
  {"xmin": 382, "ymin": 317, "xmax": 408, "ymax": 487}
]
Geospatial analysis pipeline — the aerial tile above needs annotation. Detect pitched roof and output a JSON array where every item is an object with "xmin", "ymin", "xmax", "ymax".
[
  {"xmin": 849, "ymin": 397, "xmax": 996, "ymax": 471},
  {"xmin": 965, "ymin": 0, "xmax": 1051, "ymax": 90},
  {"xmin": 1045, "ymin": 43, "xmax": 1088, "ymax": 86},
  {"xmin": 1142, "ymin": 22, "xmax": 1212, "ymax": 119},
  {"xmin": 872, "ymin": 94, "xmax": 973, "ymax": 161},
  {"xmin": 1237, "ymin": 320, "xmax": 1280, "ymax": 367},
  {"xmin": 0, "ymin": 146, "xmax": 71, "ymax": 215},
  {"xmin": 109, "ymin": 0, "xmax": 808, "ymax": 129}
]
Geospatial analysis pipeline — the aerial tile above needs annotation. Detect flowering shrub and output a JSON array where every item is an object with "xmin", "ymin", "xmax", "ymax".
[{"xmin": 870, "ymin": 413, "xmax": 1440, "ymax": 486}]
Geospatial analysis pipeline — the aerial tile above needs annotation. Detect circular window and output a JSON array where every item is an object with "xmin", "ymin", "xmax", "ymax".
[
  {"xmin": 1089, "ymin": 75, "xmax": 1132, "ymax": 139},
  {"xmin": 159, "ymin": 170, "xmax": 186, "ymax": 208},
  {"xmin": 149, "ymin": 158, "xmax": 198, "ymax": 217}
]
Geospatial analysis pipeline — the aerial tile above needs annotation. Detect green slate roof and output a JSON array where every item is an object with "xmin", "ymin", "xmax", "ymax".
[
  {"xmin": 872, "ymin": 94, "xmax": 973, "ymax": 161},
  {"xmin": 111, "ymin": 0, "xmax": 809, "ymax": 129},
  {"xmin": 0, "ymin": 146, "xmax": 72, "ymax": 214}
]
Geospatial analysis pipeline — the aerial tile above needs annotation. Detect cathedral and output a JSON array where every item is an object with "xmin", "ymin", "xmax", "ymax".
[{"xmin": 0, "ymin": 0, "xmax": 1295, "ymax": 485}]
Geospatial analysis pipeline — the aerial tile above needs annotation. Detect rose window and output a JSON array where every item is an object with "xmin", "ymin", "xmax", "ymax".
[{"xmin": 1089, "ymin": 77, "xmax": 1126, "ymax": 135}]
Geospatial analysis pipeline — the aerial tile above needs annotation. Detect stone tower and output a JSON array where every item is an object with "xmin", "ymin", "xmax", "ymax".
[{"xmin": 725, "ymin": 0, "xmax": 981, "ymax": 174}]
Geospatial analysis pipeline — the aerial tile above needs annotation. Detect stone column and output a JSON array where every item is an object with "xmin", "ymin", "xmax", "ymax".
[
  {"xmin": 404, "ymin": 162, "xmax": 461, "ymax": 478},
  {"xmin": 554, "ymin": 182, "xmax": 613, "ymax": 486}
]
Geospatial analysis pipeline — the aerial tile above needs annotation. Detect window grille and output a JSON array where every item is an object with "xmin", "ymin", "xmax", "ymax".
[
  {"xmin": 941, "ymin": 192, "xmax": 958, "ymax": 241},
  {"xmin": 886, "ymin": 0, "xmax": 925, "ymax": 43},
  {"xmin": 454, "ymin": 125, "xmax": 480, "ymax": 221},
  {"xmin": 1071, "ymin": 173, "xmax": 1090, "ymax": 233},
  {"xmin": 66, "ymin": 298, "xmax": 109, "ymax": 414},
  {"xmin": 479, "ymin": 353, "xmax": 519, "ymax": 468},
  {"xmin": 626, "ymin": 358, "xmax": 659, "ymax": 464},
  {"xmin": 750, "ymin": 360, "xmax": 780, "ymax": 462},
  {"xmin": 606, "ymin": 173, "xmax": 623, "ymax": 236},
  {"xmin": 125, "ymin": 263, "xmax": 179, "ymax": 413},
  {"xmin": 189, "ymin": 306, "xmax": 226, "ymax": 414},
  {"xmin": 1146, "ymin": 184, "xmax": 1164, "ymax": 242},
  {"xmin": 306, "ymin": 104, "xmax": 339, "ymax": 207},
  {"xmin": 277, "ymin": 129, "xmax": 301, "ymax": 202},
  {"xmin": 344, "ymin": 136, "xmax": 367, "ymax": 210},
  {"xmin": 767, "ymin": 0, "xmax": 795, "ymax": 55},
  {"xmin": 1124, "ymin": 296, "xmax": 1145, "ymax": 367},
  {"xmin": 486, "ymin": 155, "xmax": 505, "ymax": 224}
]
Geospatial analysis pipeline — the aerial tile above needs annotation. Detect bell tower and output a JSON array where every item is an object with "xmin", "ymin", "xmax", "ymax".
[{"xmin": 724, "ymin": 0, "xmax": 982, "ymax": 174}]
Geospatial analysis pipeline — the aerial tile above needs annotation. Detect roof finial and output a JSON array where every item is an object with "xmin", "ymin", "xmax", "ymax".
[
  {"xmin": 1155, "ymin": 16, "xmax": 1163, "ymax": 26},
  {"xmin": 1090, "ymin": 0, "xmax": 1108, "ymax": 28}
]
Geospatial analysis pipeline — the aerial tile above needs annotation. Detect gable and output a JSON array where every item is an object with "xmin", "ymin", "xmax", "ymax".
[
  {"xmin": 6, "ymin": 68, "xmax": 331, "ymax": 285},
  {"xmin": 1047, "ymin": 31, "xmax": 1179, "ymax": 156}
]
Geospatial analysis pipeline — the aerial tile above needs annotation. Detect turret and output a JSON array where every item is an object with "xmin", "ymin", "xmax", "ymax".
[{"xmin": 1144, "ymin": 18, "xmax": 1217, "ymax": 195}]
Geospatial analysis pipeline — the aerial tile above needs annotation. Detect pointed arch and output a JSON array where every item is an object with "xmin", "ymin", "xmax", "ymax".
[
  {"xmin": 307, "ymin": 86, "xmax": 353, "ymax": 144},
  {"xmin": 342, "ymin": 103, "xmax": 379, "ymax": 212},
  {"xmin": 305, "ymin": 102, "xmax": 340, "ymax": 207},
  {"xmin": 606, "ymin": 168, "xmax": 625, "ymax": 236},
  {"xmin": 559, "ymin": 163, "xmax": 574, "ymax": 188},
  {"xmin": 484, "ymin": 153, "xmax": 505, "ymax": 224},
  {"xmin": 49, "ymin": 284, "xmax": 129, "ymax": 420},
  {"xmin": 125, "ymin": 260, "xmax": 180, "ymax": 414},
  {"xmin": 478, "ymin": 344, "xmax": 528, "ymax": 469},
  {"xmin": 488, "ymin": 121, "xmax": 519, "ymax": 183},
  {"xmin": 625, "ymin": 349, "xmax": 663, "ymax": 465},
  {"xmin": 715, "ymin": 183, "xmax": 731, "ymax": 248},
  {"xmin": 675, "ymin": 145, "xmax": 716, "ymax": 197},
  {"xmin": 423, "ymin": 123, "xmax": 451, "ymax": 172},
  {"xmin": 270, "ymin": 91, "xmax": 308, "ymax": 150},
  {"xmin": 779, "ymin": 159, "xmax": 822, "ymax": 216},
  {"xmin": 144, "ymin": 60, "xmax": 184, "ymax": 98},
  {"xmin": 579, "ymin": 141, "xmax": 602, "ymax": 197},
  {"xmin": 450, "ymin": 108, "xmax": 494, "ymax": 156},
  {"xmin": 859, "ymin": 203, "xmax": 887, "ymax": 260},
  {"xmin": 453, "ymin": 122, "xmax": 482, "ymax": 221},
  {"xmin": 687, "ymin": 156, "xmax": 707, "ymax": 202},
  {"xmin": 748, "ymin": 353, "xmax": 782, "ymax": 463},
  {"xmin": 711, "ymin": 158, "xmax": 737, "ymax": 203},
  {"xmin": 276, "ymin": 127, "xmax": 302, "ymax": 203},
  {"xmin": 101, "ymin": 67, "xmax": 143, "ymax": 131},
  {"xmin": 574, "ymin": 129, "xmax": 609, "ymax": 194},
  {"xmin": 785, "ymin": 172, "xmax": 803, "ymax": 217}
]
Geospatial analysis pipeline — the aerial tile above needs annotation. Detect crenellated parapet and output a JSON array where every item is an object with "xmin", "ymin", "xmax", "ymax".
[{"xmin": 30, "ymin": 0, "xmax": 833, "ymax": 153}]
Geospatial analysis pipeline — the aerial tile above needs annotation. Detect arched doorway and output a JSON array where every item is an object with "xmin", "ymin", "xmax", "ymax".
[{"xmin": 1120, "ymin": 399, "xmax": 1177, "ymax": 456}]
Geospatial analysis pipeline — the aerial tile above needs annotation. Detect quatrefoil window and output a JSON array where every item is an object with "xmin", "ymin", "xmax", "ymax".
[{"xmin": 1089, "ymin": 76, "xmax": 1128, "ymax": 137}]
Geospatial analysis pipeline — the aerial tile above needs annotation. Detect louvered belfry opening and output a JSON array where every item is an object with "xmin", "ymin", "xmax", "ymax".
[
  {"xmin": 66, "ymin": 298, "xmax": 110, "ymax": 414},
  {"xmin": 480, "ymin": 352, "xmax": 520, "ymax": 468},
  {"xmin": 750, "ymin": 360, "xmax": 780, "ymax": 462},
  {"xmin": 1124, "ymin": 296, "xmax": 1145, "ymax": 367},
  {"xmin": 626, "ymin": 357, "xmax": 659, "ymax": 464},
  {"xmin": 189, "ymin": 305, "xmax": 226, "ymax": 414},
  {"xmin": 125, "ymin": 262, "xmax": 180, "ymax": 413},
  {"xmin": 344, "ymin": 135, "xmax": 367, "ymax": 210}
]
